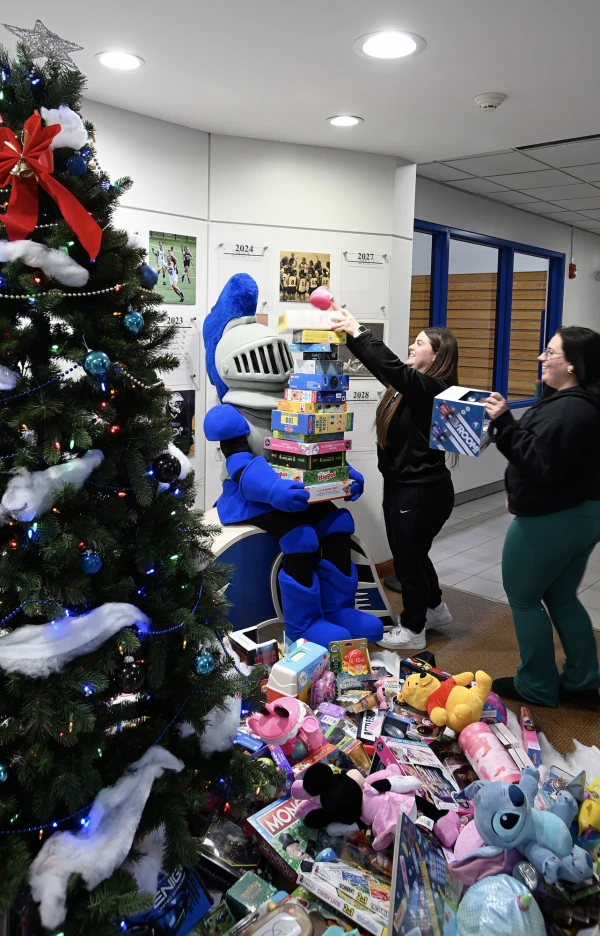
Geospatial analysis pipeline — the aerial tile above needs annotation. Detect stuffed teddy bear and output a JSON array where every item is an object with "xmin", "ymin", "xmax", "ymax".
[
  {"xmin": 398, "ymin": 669, "xmax": 492, "ymax": 734},
  {"xmin": 292, "ymin": 761, "xmax": 420, "ymax": 846},
  {"xmin": 247, "ymin": 697, "xmax": 325, "ymax": 763},
  {"xmin": 464, "ymin": 767, "xmax": 593, "ymax": 885}
]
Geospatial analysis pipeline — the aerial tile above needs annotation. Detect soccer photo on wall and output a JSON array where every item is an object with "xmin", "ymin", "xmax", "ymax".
[
  {"xmin": 279, "ymin": 251, "xmax": 330, "ymax": 302},
  {"xmin": 149, "ymin": 230, "xmax": 197, "ymax": 305}
]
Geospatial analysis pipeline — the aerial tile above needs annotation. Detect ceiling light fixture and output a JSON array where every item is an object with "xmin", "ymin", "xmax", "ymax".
[
  {"xmin": 96, "ymin": 51, "xmax": 144, "ymax": 70},
  {"xmin": 328, "ymin": 115, "xmax": 363, "ymax": 127},
  {"xmin": 354, "ymin": 31, "xmax": 426, "ymax": 60}
]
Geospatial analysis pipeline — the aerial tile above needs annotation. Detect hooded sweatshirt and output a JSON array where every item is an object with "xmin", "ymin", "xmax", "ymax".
[{"xmin": 492, "ymin": 386, "xmax": 600, "ymax": 516}]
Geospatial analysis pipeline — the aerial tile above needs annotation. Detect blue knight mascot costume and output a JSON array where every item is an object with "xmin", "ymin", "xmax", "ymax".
[{"xmin": 203, "ymin": 273, "xmax": 383, "ymax": 646}]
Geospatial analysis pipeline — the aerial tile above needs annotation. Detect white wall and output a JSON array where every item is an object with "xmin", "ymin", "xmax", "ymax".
[
  {"xmin": 82, "ymin": 100, "xmax": 417, "ymax": 562},
  {"xmin": 415, "ymin": 177, "xmax": 600, "ymax": 493}
]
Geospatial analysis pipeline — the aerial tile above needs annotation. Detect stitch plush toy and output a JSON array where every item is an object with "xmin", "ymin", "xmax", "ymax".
[
  {"xmin": 202, "ymin": 273, "xmax": 382, "ymax": 647},
  {"xmin": 465, "ymin": 767, "xmax": 594, "ymax": 885},
  {"xmin": 247, "ymin": 698, "xmax": 325, "ymax": 763},
  {"xmin": 398, "ymin": 669, "xmax": 492, "ymax": 734}
]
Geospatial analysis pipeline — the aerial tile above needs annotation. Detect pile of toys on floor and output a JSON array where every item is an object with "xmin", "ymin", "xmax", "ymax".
[{"xmin": 181, "ymin": 635, "xmax": 600, "ymax": 936}]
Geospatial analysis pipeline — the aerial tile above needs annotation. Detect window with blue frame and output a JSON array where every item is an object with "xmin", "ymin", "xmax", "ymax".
[{"xmin": 409, "ymin": 221, "xmax": 565, "ymax": 406}]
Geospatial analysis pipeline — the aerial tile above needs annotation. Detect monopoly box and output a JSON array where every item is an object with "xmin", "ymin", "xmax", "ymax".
[{"xmin": 430, "ymin": 386, "xmax": 492, "ymax": 457}]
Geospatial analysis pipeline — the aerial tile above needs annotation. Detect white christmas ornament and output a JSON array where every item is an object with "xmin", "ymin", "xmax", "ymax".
[
  {"xmin": 0, "ymin": 363, "xmax": 19, "ymax": 390},
  {"xmin": 0, "ymin": 240, "xmax": 89, "ymax": 287},
  {"xmin": 40, "ymin": 105, "xmax": 88, "ymax": 150},
  {"xmin": 157, "ymin": 443, "xmax": 192, "ymax": 494},
  {"xmin": 0, "ymin": 449, "xmax": 103, "ymax": 523},
  {"xmin": 29, "ymin": 746, "xmax": 184, "ymax": 929},
  {"xmin": 0, "ymin": 602, "xmax": 149, "ymax": 678}
]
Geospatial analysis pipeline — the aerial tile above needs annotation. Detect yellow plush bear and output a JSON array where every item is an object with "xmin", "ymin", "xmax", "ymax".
[{"xmin": 398, "ymin": 670, "xmax": 492, "ymax": 734}]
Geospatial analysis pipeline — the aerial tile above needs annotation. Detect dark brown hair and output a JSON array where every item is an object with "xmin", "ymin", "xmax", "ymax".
[
  {"xmin": 375, "ymin": 327, "xmax": 459, "ymax": 448},
  {"xmin": 557, "ymin": 326, "xmax": 600, "ymax": 402}
]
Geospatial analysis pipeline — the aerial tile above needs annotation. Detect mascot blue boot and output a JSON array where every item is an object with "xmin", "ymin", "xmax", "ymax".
[{"xmin": 203, "ymin": 273, "xmax": 383, "ymax": 647}]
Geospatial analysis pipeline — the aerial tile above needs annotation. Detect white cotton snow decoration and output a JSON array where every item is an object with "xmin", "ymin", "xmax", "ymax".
[
  {"xmin": 198, "ymin": 695, "xmax": 242, "ymax": 756},
  {"xmin": 156, "ymin": 444, "xmax": 192, "ymax": 494},
  {"xmin": 0, "ymin": 240, "xmax": 89, "ymax": 287},
  {"xmin": 124, "ymin": 825, "xmax": 166, "ymax": 893},
  {"xmin": 0, "ymin": 602, "xmax": 149, "ymax": 677},
  {"xmin": 0, "ymin": 363, "xmax": 19, "ymax": 390},
  {"xmin": 538, "ymin": 731, "xmax": 600, "ymax": 784},
  {"xmin": 127, "ymin": 232, "xmax": 146, "ymax": 250},
  {"xmin": 40, "ymin": 105, "xmax": 88, "ymax": 151},
  {"xmin": 1, "ymin": 449, "xmax": 103, "ymax": 523},
  {"xmin": 29, "ymin": 746, "xmax": 184, "ymax": 929}
]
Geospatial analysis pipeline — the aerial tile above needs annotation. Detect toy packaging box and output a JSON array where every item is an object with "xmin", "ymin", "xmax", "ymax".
[
  {"xmin": 430, "ymin": 386, "xmax": 492, "ymax": 457},
  {"xmin": 227, "ymin": 624, "xmax": 279, "ymax": 667},
  {"xmin": 271, "ymin": 463, "xmax": 350, "ymax": 485},
  {"xmin": 288, "ymin": 373, "xmax": 350, "ymax": 392},
  {"xmin": 306, "ymin": 479, "xmax": 353, "ymax": 502},
  {"xmin": 297, "ymin": 870, "xmax": 387, "ymax": 936},
  {"xmin": 328, "ymin": 637, "xmax": 371, "ymax": 675},
  {"xmin": 292, "ymin": 329, "xmax": 347, "ymax": 344},
  {"xmin": 225, "ymin": 871, "xmax": 277, "ymax": 919},
  {"xmin": 266, "ymin": 639, "xmax": 329, "ymax": 703},
  {"xmin": 291, "ymin": 359, "xmax": 345, "ymax": 376},
  {"xmin": 272, "ymin": 429, "xmax": 345, "ymax": 443},
  {"xmin": 277, "ymin": 399, "xmax": 348, "ymax": 415},
  {"xmin": 282, "ymin": 387, "xmax": 347, "ymax": 403},
  {"xmin": 265, "ymin": 435, "xmax": 351, "ymax": 455},
  {"xmin": 271, "ymin": 409, "xmax": 353, "ymax": 434},
  {"xmin": 125, "ymin": 867, "xmax": 212, "ymax": 936},
  {"xmin": 371, "ymin": 737, "xmax": 462, "ymax": 812},
  {"xmin": 268, "ymin": 449, "xmax": 346, "ymax": 470}
]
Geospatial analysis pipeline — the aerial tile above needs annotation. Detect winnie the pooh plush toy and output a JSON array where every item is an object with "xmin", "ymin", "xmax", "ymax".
[{"xmin": 399, "ymin": 670, "xmax": 492, "ymax": 734}]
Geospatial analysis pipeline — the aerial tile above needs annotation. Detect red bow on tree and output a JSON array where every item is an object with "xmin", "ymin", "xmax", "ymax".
[{"xmin": 0, "ymin": 111, "xmax": 102, "ymax": 261}]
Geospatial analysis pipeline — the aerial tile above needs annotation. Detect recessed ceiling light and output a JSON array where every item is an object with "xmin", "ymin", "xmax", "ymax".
[
  {"xmin": 328, "ymin": 115, "xmax": 364, "ymax": 127},
  {"xmin": 354, "ymin": 31, "xmax": 426, "ymax": 60},
  {"xmin": 96, "ymin": 51, "xmax": 144, "ymax": 70}
]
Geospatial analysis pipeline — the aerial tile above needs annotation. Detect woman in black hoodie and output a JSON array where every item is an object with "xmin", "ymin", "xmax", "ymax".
[{"xmin": 485, "ymin": 326, "xmax": 600, "ymax": 710}]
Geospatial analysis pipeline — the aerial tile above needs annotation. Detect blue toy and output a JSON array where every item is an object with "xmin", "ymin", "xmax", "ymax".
[
  {"xmin": 465, "ymin": 767, "xmax": 593, "ymax": 885},
  {"xmin": 202, "ymin": 274, "xmax": 382, "ymax": 646}
]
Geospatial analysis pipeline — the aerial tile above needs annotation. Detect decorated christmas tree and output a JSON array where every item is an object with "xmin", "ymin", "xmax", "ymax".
[{"xmin": 0, "ymin": 39, "xmax": 275, "ymax": 934}]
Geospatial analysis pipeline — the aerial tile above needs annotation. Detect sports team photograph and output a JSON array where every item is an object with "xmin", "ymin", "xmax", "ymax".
[
  {"xmin": 279, "ymin": 251, "xmax": 330, "ymax": 302},
  {"xmin": 149, "ymin": 230, "xmax": 197, "ymax": 305}
]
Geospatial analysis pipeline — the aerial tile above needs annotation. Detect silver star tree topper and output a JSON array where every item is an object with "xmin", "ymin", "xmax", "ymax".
[{"xmin": 3, "ymin": 19, "xmax": 83, "ymax": 69}]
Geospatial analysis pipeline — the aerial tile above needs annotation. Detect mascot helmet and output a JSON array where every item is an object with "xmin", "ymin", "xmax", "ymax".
[{"xmin": 203, "ymin": 273, "xmax": 293, "ymax": 399}]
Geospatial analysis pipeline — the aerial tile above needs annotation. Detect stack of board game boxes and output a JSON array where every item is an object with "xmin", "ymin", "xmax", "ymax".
[{"xmin": 264, "ymin": 311, "xmax": 353, "ymax": 503}]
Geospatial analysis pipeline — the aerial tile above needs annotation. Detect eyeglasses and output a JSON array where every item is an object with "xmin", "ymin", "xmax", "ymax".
[{"xmin": 540, "ymin": 347, "xmax": 565, "ymax": 359}]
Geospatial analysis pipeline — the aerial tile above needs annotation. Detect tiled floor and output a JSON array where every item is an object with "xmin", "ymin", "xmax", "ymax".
[{"xmin": 435, "ymin": 492, "xmax": 600, "ymax": 629}]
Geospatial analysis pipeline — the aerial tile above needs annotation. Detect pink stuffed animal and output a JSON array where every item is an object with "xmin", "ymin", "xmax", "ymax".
[
  {"xmin": 247, "ymin": 697, "xmax": 325, "ymax": 762},
  {"xmin": 361, "ymin": 765, "xmax": 421, "ymax": 850}
]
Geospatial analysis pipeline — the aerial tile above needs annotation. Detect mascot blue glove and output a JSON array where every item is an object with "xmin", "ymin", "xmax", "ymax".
[{"xmin": 345, "ymin": 464, "xmax": 364, "ymax": 502}]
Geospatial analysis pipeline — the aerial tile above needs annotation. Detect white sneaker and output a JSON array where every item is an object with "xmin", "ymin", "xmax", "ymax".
[
  {"xmin": 377, "ymin": 623, "xmax": 426, "ymax": 651},
  {"xmin": 425, "ymin": 602, "xmax": 453, "ymax": 630}
]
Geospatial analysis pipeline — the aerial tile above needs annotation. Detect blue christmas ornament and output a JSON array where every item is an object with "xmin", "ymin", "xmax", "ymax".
[
  {"xmin": 81, "ymin": 551, "xmax": 103, "ymax": 574},
  {"xmin": 315, "ymin": 848, "xmax": 339, "ymax": 863},
  {"xmin": 137, "ymin": 264, "xmax": 158, "ymax": 288},
  {"xmin": 0, "ymin": 763, "xmax": 7, "ymax": 782},
  {"xmin": 194, "ymin": 649, "xmax": 216, "ymax": 676},
  {"xmin": 84, "ymin": 350, "xmax": 111, "ymax": 377},
  {"xmin": 123, "ymin": 311, "xmax": 144, "ymax": 334},
  {"xmin": 66, "ymin": 154, "xmax": 87, "ymax": 176}
]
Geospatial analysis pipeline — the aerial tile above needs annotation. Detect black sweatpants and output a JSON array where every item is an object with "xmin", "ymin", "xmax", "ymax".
[
  {"xmin": 383, "ymin": 476, "xmax": 454, "ymax": 634},
  {"xmin": 242, "ymin": 502, "xmax": 351, "ymax": 586}
]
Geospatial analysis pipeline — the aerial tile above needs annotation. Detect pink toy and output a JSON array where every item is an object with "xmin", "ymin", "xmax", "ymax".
[
  {"xmin": 309, "ymin": 285, "xmax": 333, "ymax": 311},
  {"xmin": 459, "ymin": 721, "xmax": 521, "ymax": 784},
  {"xmin": 361, "ymin": 765, "xmax": 421, "ymax": 850},
  {"xmin": 311, "ymin": 669, "xmax": 336, "ymax": 708},
  {"xmin": 247, "ymin": 698, "xmax": 325, "ymax": 762},
  {"xmin": 481, "ymin": 691, "xmax": 508, "ymax": 725}
]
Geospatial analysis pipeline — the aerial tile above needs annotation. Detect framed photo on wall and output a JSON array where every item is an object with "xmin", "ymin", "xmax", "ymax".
[
  {"xmin": 280, "ymin": 251, "xmax": 330, "ymax": 302},
  {"xmin": 337, "ymin": 321, "xmax": 386, "ymax": 378},
  {"xmin": 149, "ymin": 230, "xmax": 197, "ymax": 305}
]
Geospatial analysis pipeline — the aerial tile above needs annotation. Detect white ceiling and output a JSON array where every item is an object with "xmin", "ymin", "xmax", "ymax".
[
  {"xmin": 418, "ymin": 142, "xmax": 600, "ymax": 234},
  {"xmin": 3, "ymin": 0, "xmax": 600, "ymax": 164}
]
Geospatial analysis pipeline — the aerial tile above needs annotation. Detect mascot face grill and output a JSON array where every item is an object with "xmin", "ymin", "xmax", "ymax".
[{"xmin": 216, "ymin": 318, "xmax": 294, "ymax": 393}]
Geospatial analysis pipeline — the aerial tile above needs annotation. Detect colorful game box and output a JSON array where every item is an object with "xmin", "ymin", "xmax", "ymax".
[
  {"xmin": 268, "ymin": 449, "xmax": 346, "ymax": 470},
  {"xmin": 292, "ymin": 330, "xmax": 347, "ymax": 344},
  {"xmin": 520, "ymin": 706, "xmax": 542, "ymax": 768},
  {"xmin": 291, "ymin": 359, "xmax": 346, "ymax": 375},
  {"xmin": 371, "ymin": 737, "xmax": 462, "ymax": 812},
  {"xmin": 266, "ymin": 639, "xmax": 329, "ymax": 703},
  {"xmin": 277, "ymin": 399, "xmax": 348, "ymax": 414},
  {"xmin": 306, "ymin": 480, "xmax": 353, "ymax": 502},
  {"xmin": 284, "ymin": 388, "xmax": 346, "ymax": 403},
  {"xmin": 228, "ymin": 624, "xmax": 279, "ymax": 667},
  {"xmin": 271, "ymin": 464, "xmax": 350, "ymax": 485},
  {"xmin": 271, "ymin": 410, "xmax": 353, "ymax": 434},
  {"xmin": 265, "ymin": 436, "xmax": 351, "ymax": 455},
  {"xmin": 288, "ymin": 374, "xmax": 350, "ymax": 392},
  {"xmin": 272, "ymin": 430, "xmax": 345, "ymax": 443}
]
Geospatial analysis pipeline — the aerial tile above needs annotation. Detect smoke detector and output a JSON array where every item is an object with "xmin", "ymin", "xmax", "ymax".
[{"xmin": 474, "ymin": 92, "xmax": 507, "ymax": 111}]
